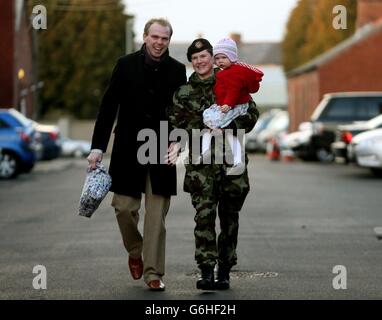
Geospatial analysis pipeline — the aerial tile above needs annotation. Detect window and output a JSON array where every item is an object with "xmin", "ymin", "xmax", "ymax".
[
  {"xmin": 318, "ymin": 96, "xmax": 382, "ymax": 122},
  {"xmin": 355, "ymin": 97, "xmax": 382, "ymax": 120},
  {"xmin": 319, "ymin": 97, "xmax": 359, "ymax": 122},
  {"xmin": 0, "ymin": 118, "xmax": 10, "ymax": 129}
]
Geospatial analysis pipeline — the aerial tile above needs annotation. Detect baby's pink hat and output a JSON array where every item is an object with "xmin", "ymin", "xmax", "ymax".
[{"xmin": 213, "ymin": 38, "xmax": 238, "ymax": 62}]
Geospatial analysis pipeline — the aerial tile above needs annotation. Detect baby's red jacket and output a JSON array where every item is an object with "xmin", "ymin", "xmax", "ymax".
[{"xmin": 214, "ymin": 62, "xmax": 264, "ymax": 107}]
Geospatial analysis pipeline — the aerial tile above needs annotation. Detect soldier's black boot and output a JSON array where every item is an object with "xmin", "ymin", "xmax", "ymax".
[
  {"xmin": 196, "ymin": 266, "xmax": 215, "ymax": 290},
  {"xmin": 215, "ymin": 265, "xmax": 230, "ymax": 290}
]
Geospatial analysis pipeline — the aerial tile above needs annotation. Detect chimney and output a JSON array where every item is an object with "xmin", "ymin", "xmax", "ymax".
[
  {"xmin": 356, "ymin": 0, "xmax": 382, "ymax": 29},
  {"xmin": 229, "ymin": 33, "xmax": 242, "ymax": 44}
]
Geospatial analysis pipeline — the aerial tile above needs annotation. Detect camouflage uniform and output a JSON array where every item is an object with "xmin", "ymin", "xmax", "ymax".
[{"xmin": 168, "ymin": 69, "xmax": 259, "ymax": 269}]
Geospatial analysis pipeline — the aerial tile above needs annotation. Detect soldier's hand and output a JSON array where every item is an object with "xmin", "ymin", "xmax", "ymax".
[
  {"xmin": 164, "ymin": 142, "xmax": 181, "ymax": 165},
  {"xmin": 87, "ymin": 151, "xmax": 103, "ymax": 170}
]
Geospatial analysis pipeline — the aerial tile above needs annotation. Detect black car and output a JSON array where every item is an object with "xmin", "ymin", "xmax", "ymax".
[
  {"xmin": 301, "ymin": 92, "xmax": 382, "ymax": 162},
  {"xmin": 33, "ymin": 122, "xmax": 61, "ymax": 160}
]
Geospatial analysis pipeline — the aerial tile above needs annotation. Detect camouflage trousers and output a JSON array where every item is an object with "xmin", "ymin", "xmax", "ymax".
[{"xmin": 184, "ymin": 162, "xmax": 250, "ymax": 269}]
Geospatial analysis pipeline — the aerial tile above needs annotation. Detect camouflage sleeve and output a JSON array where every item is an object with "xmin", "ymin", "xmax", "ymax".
[
  {"xmin": 168, "ymin": 85, "xmax": 204, "ymax": 132},
  {"xmin": 233, "ymin": 99, "xmax": 259, "ymax": 133}
]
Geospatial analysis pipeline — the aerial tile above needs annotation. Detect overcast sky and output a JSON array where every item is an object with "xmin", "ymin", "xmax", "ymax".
[{"xmin": 123, "ymin": 0, "xmax": 299, "ymax": 44}]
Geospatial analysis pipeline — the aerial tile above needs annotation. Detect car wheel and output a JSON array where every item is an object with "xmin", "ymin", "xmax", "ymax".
[
  {"xmin": 370, "ymin": 168, "xmax": 382, "ymax": 177},
  {"xmin": 316, "ymin": 148, "xmax": 334, "ymax": 163},
  {"xmin": 22, "ymin": 163, "xmax": 35, "ymax": 173},
  {"xmin": 0, "ymin": 151, "xmax": 19, "ymax": 179}
]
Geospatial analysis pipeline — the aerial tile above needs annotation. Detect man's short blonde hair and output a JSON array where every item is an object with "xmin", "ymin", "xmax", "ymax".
[{"xmin": 144, "ymin": 18, "xmax": 173, "ymax": 38}]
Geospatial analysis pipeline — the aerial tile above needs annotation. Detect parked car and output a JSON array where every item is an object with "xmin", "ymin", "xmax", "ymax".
[
  {"xmin": 245, "ymin": 109, "xmax": 282, "ymax": 152},
  {"xmin": 255, "ymin": 110, "xmax": 289, "ymax": 152},
  {"xmin": 33, "ymin": 122, "xmax": 61, "ymax": 160},
  {"xmin": 60, "ymin": 138, "xmax": 91, "ymax": 158},
  {"xmin": 352, "ymin": 128, "xmax": 382, "ymax": 177},
  {"xmin": 0, "ymin": 108, "xmax": 37, "ymax": 178},
  {"xmin": 303, "ymin": 92, "xmax": 382, "ymax": 162},
  {"xmin": 279, "ymin": 122, "xmax": 314, "ymax": 160},
  {"xmin": 331, "ymin": 114, "xmax": 382, "ymax": 163}
]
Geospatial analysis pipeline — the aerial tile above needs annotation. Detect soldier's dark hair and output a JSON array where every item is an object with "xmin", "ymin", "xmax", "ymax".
[{"xmin": 144, "ymin": 18, "xmax": 173, "ymax": 38}]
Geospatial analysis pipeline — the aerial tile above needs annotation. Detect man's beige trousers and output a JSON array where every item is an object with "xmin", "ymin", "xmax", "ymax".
[{"xmin": 111, "ymin": 174, "xmax": 170, "ymax": 283}]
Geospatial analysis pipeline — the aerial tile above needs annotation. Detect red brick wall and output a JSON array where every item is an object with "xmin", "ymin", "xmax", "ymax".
[
  {"xmin": 287, "ymin": 71, "xmax": 320, "ymax": 132},
  {"xmin": 288, "ymin": 27, "xmax": 382, "ymax": 132},
  {"xmin": 0, "ymin": 0, "xmax": 14, "ymax": 108},
  {"xmin": 319, "ymin": 28, "xmax": 382, "ymax": 95},
  {"xmin": 357, "ymin": 0, "xmax": 382, "ymax": 28}
]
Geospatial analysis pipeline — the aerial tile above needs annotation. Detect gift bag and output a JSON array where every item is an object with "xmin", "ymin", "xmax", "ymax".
[{"xmin": 78, "ymin": 163, "xmax": 112, "ymax": 218}]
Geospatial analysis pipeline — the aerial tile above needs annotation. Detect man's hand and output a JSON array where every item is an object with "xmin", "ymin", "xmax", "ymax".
[
  {"xmin": 164, "ymin": 142, "xmax": 181, "ymax": 165},
  {"xmin": 87, "ymin": 151, "xmax": 103, "ymax": 169},
  {"xmin": 220, "ymin": 104, "xmax": 231, "ymax": 113}
]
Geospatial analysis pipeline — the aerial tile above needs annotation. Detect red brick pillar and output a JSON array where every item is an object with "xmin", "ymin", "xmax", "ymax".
[{"xmin": 0, "ymin": 0, "xmax": 14, "ymax": 108}]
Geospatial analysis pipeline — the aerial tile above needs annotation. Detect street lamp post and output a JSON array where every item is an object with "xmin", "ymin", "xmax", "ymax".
[
  {"xmin": 31, "ymin": 11, "xmax": 40, "ymax": 120},
  {"xmin": 126, "ymin": 15, "xmax": 135, "ymax": 55},
  {"xmin": 17, "ymin": 68, "xmax": 26, "ymax": 115}
]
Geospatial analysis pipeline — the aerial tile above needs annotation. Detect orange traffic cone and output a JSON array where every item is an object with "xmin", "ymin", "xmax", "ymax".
[{"xmin": 266, "ymin": 137, "xmax": 280, "ymax": 161}]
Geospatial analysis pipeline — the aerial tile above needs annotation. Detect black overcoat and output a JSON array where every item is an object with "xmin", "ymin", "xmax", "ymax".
[{"xmin": 91, "ymin": 47, "xmax": 187, "ymax": 198}]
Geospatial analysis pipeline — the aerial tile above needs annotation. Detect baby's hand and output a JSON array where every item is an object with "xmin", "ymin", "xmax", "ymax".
[{"xmin": 220, "ymin": 104, "xmax": 231, "ymax": 113}]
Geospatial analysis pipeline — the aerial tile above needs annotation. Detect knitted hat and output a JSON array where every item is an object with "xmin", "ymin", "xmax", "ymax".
[
  {"xmin": 187, "ymin": 38, "xmax": 213, "ymax": 62},
  {"xmin": 213, "ymin": 38, "xmax": 238, "ymax": 62}
]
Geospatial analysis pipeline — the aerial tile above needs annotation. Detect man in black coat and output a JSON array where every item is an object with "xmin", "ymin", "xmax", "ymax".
[{"xmin": 87, "ymin": 18, "xmax": 187, "ymax": 291}]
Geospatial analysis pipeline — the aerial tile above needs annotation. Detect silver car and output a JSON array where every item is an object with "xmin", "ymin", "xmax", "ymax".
[
  {"xmin": 60, "ymin": 138, "xmax": 91, "ymax": 158},
  {"xmin": 352, "ymin": 128, "xmax": 382, "ymax": 177}
]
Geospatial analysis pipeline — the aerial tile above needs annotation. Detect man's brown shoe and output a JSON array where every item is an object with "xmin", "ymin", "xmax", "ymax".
[
  {"xmin": 147, "ymin": 279, "xmax": 166, "ymax": 291},
  {"xmin": 128, "ymin": 256, "xmax": 143, "ymax": 280}
]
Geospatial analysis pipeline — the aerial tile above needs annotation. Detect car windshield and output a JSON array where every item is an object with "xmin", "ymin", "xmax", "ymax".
[
  {"xmin": 254, "ymin": 114, "xmax": 273, "ymax": 132},
  {"xmin": 315, "ymin": 96, "xmax": 382, "ymax": 122},
  {"xmin": 267, "ymin": 113, "xmax": 289, "ymax": 131},
  {"xmin": 311, "ymin": 96, "xmax": 330, "ymax": 121},
  {"xmin": 253, "ymin": 110, "xmax": 284, "ymax": 133}
]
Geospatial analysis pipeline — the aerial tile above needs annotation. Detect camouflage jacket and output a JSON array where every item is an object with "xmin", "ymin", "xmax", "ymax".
[{"xmin": 168, "ymin": 68, "xmax": 259, "ymax": 194}]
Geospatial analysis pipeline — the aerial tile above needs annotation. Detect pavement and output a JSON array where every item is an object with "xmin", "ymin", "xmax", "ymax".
[
  {"xmin": 33, "ymin": 157, "xmax": 84, "ymax": 173},
  {"xmin": 0, "ymin": 154, "xmax": 382, "ymax": 303}
]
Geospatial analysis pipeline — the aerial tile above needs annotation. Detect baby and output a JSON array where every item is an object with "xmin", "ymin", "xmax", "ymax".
[{"xmin": 201, "ymin": 38, "xmax": 264, "ymax": 175}]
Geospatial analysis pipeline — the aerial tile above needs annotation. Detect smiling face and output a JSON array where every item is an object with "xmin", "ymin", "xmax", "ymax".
[
  {"xmin": 143, "ymin": 22, "xmax": 171, "ymax": 60},
  {"xmin": 191, "ymin": 50, "xmax": 214, "ymax": 80}
]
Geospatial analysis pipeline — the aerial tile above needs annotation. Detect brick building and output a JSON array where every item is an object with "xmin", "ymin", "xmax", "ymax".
[
  {"xmin": 287, "ymin": 0, "xmax": 382, "ymax": 132},
  {"xmin": 0, "ymin": 0, "xmax": 34, "ymax": 117}
]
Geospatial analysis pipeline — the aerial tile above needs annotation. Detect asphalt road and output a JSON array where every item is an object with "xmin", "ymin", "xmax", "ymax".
[{"xmin": 0, "ymin": 155, "xmax": 381, "ymax": 300}]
